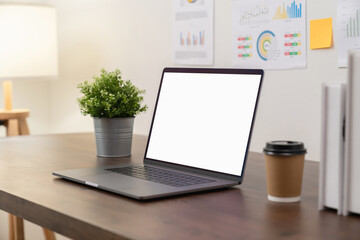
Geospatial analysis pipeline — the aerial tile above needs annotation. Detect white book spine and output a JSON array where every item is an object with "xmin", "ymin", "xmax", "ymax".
[
  {"xmin": 319, "ymin": 82, "xmax": 345, "ymax": 215},
  {"xmin": 344, "ymin": 51, "xmax": 360, "ymax": 215}
]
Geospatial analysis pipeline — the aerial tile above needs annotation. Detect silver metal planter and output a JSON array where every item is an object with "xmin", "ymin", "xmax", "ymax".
[{"xmin": 93, "ymin": 117, "xmax": 134, "ymax": 157}]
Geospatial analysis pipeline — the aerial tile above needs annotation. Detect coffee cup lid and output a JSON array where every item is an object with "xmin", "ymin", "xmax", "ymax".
[{"xmin": 263, "ymin": 141, "xmax": 306, "ymax": 156}]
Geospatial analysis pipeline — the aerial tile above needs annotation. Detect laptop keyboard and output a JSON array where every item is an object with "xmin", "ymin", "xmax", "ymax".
[{"xmin": 105, "ymin": 166, "xmax": 216, "ymax": 187}]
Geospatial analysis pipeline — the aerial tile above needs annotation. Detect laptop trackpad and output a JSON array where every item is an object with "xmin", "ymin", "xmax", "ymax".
[
  {"xmin": 83, "ymin": 172, "xmax": 177, "ymax": 199},
  {"xmin": 84, "ymin": 173, "xmax": 158, "ymax": 190}
]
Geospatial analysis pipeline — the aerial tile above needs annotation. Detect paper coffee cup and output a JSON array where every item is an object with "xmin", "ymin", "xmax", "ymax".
[{"xmin": 263, "ymin": 141, "xmax": 306, "ymax": 203}]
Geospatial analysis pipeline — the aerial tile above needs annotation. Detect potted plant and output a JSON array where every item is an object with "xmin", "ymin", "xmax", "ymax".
[{"xmin": 77, "ymin": 68, "xmax": 147, "ymax": 157}]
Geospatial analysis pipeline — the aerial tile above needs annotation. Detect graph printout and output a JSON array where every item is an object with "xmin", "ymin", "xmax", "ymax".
[
  {"xmin": 337, "ymin": 0, "xmax": 360, "ymax": 67},
  {"xmin": 232, "ymin": 0, "xmax": 306, "ymax": 69},
  {"xmin": 173, "ymin": 0, "xmax": 213, "ymax": 65}
]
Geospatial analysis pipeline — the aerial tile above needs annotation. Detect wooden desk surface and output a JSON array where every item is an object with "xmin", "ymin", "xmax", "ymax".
[{"xmin": 0, "ymin": 133, "xmax": 359, "ymax": 240}]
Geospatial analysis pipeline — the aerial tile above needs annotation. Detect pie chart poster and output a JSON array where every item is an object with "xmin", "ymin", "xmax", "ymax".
[{"xmin": 232, "ymin": 0, "xmax": 306, "ymax": 70}]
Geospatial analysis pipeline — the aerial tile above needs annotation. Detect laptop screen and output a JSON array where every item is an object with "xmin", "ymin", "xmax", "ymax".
[{"xmin": 145, "ymin": 68, "xmax": 263, "ymax": 177}]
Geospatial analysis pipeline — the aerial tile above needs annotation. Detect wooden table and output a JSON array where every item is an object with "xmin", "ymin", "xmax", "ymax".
[{"xmin": 0, "ymin": 133, "xmax": 359, "ymax": 240}]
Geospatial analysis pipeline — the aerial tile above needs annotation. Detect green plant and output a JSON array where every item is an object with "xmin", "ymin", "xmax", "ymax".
[{"xmin": 77, "ymin": 68, "xmax": 147, "ymax": 118}]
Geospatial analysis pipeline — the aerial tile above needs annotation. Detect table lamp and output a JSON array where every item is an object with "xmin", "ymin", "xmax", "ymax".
[{"xmin": 0, "ymin": 4, "xmax": 58, "ymax": 110}]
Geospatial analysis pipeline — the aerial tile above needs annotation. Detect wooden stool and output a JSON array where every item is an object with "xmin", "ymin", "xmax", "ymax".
[
  {"xmin": 0, "ymin": 109, "xmax": 30, "ymax": 136},
  {"xmin": 0, "ymin": 109, "xmax": 56, "ymax": 240}
]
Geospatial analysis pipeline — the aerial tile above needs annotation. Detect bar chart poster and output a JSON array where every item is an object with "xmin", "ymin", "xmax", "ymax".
[
  {"xmin": 232, "ymin": 0, "xmax": 306, "ymax": 69},
  {"xmin": 173, "ymin": 0, "xmax": 213, "ymax": 65},
  {"xmin": 337, "ymin": 0, "xmax": 360, "ymax": 67}
]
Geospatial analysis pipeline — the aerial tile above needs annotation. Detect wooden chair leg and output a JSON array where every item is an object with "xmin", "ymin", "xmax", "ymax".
[
  {"xmin": 9, "ymin": 214, "xmax": 56, "ymax": 240},
  {"xmin": 5, "ymin": 119, "xmax": 19, "ymax": 136},
  {"xmin": 9, "ymin": 214, "xmax": 25, "ymax": 240},
  {"xmin": 18, "ymin": 118, "xmax": 30, "ymax": 135},
  {"xmin": 9, "ymin": 214, "xmax": 15, "ymax": 240},
  {"xmin": 43, "ymin": 228, "xmax": 56, "ymax": 240}
]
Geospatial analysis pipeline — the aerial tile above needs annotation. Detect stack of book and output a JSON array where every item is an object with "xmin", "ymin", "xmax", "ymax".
[{"xmin": 319, "ymin": 53, "xmax": 360, "ymax": 216}]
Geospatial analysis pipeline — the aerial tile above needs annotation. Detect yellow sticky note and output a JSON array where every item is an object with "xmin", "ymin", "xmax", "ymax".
[{"xmin": 310, "ymin": 18, "xmax": 333, "ymax": 49}]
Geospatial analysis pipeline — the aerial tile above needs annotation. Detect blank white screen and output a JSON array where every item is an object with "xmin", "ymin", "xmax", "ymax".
[{"xmin": 146, "ymin": 71, "xmax": 262, "ymax": 176}]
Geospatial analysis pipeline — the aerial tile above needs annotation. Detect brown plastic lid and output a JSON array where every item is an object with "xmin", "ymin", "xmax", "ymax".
[{"xmin": 263, "ymin": 141, "xmax": 306, "ymax": 156}]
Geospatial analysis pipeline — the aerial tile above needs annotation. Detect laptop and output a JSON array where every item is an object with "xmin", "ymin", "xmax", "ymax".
[{"xmin": 53, "ymin": 68, "xmax": 264, "ymax": 200}]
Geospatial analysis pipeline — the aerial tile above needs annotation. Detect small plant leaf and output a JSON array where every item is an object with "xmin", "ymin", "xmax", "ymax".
[{"xmin": 77, "ymin": 68, "xmax": 147, "ymax": 118}]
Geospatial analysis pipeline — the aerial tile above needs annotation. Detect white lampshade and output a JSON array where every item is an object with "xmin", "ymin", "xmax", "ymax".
[{"xmin": 0, "ymin": 4, "xmax": 58, "ymax": 80}]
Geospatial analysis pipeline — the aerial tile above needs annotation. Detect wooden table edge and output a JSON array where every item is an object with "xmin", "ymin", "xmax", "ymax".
[{"xmin": 0, "ymin": 190, "xmax": 129, "ymax": 240}]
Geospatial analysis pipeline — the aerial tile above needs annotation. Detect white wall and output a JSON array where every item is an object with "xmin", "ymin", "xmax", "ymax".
[
  {"xmin": 2, "ymin": 0, "xmax": 346, "ymax": 159},
  {"xmin": 49, "ymin": 0, "xmax": 174, "ymax": 136},
  {"xmin": 48, "ymin": 0, "xmax": 346, "ymax": 162}
]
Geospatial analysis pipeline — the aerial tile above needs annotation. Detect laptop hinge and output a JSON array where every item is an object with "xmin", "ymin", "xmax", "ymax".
[{"xmin": 144, "ymin": 158, "xmax": 242, "ymax": 183}]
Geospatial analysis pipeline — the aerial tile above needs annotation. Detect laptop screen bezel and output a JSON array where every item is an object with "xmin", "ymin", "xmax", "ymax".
[{"xmin": 143, "ymin": 68, "xmax": 264, "ymax": 183}]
